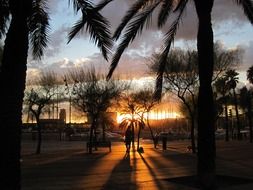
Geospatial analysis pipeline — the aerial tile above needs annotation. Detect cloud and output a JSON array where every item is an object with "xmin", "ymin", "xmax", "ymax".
[
  {"xmin": 241, "ymin": 41, "xmax": 253, "ymax": 70},
  {"xmin": 27, "ymin": 0, "xmax": 253, "ymax": 80},
  {"xmin": 48, "ymin": 0, "xmax": 61, "ymax": 14},
  {"xmin": 103, "ymin": 0, "xmax": 251, "ymax": 43},
  {"xmin": 44, "ymin": 25, "xmax": 70, "ymax": 58}
]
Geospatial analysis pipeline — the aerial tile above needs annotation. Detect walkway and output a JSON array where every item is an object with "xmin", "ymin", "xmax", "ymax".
[{"xmin": 21, "ymin": 140, "xmax": 253, "ymax": 189}]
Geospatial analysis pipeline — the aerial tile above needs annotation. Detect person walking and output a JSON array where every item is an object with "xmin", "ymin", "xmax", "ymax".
[{"xmin": 125, "ymin": 127, "xmax": 132, "ymax": 153}]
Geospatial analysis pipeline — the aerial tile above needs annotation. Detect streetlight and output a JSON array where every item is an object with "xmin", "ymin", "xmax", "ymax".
[{"xmin": 64, "ymin": 76, "xmax": 72, "ymax": 125}]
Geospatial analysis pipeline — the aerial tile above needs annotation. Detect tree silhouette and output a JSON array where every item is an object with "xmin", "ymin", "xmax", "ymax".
[
  {"xmin": 246, "ymin": 65, "xmax": 253, "ymax": 142},
  {"xmin": 239, "ymin": 86, "xmax": 253, "ymax": 142},
  {"xmin": 106, "ymin": 0, "xmax": 253, "ymax": 188},
  {"xmin": 0, "ymin": 1, "xmax": 113, "ymax": 187},
  {"xmin": 67, "ymin": 68, "xmax": 125, "ymax": 153},
  {"xmin": 225, "ymin": 69, "xmax": 241, "ymax": 140},
  {"xmin": 118, "ymin": 93, "xmax": 144, "ymax": 151},
  {"xmin": 24, "ymin": 71, "xmax": 59, "ymax": 154},
  {"xmin": 150, "ymin": 49, "xmax": 198, "ymax": 153},
  {"xmin": 214, "ymin": 77, "xmax": 230, "ymax": 141},
  {"xmin": 132, "ymin": 88, "xmax": 159, "ymax": 148},
  {"xmin": 0, "ymin": 1, "xmax": 50, "ymax": 187}
]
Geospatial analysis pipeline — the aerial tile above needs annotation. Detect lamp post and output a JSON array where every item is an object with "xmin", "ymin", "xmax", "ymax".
[{"xmin": 64, "ymin": 77, "xmax": 72, "ymax": 125}]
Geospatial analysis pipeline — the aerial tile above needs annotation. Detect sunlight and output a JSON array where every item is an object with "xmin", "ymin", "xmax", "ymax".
[
  {"xmin": 116, "ymin": 113, "xmax": 139, "ymax": 123},
  {"xmin": 117, "ymin": 111, "xmax": 181, "ymax": 123}
]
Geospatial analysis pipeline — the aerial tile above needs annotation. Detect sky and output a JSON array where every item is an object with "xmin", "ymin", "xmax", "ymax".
[{"xmin": 26, "ymin": 0, "xmax": 253, "ymax": 84}]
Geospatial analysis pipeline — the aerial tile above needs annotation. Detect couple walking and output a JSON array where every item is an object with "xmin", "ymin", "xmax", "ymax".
[{"xmin": 124, "ymin": 127, "xmax": 133, "ymax": 153}]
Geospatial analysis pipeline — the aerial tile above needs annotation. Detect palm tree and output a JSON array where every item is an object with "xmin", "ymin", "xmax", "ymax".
[
  {"xmin": 132, "ymin": 89, "xmax": 159, "ymax": 148},
  {"xmin": 0, "ymin": 1, "xmax": 50, "ymax": 188},
  {"xmin": 247, "ymin": 65, "xmax": 253, "ymax": 84},
  {"xmin": 246, "ymin": 65, "xmax": 253, "ymax": 142},
  {"xmin": 106, "ymin": 0, "xmax": 253, "ymax": 188},
  {"xmin": 239, "ymin": 86, "xmax": 253, "ymax": 143},
  {"xmin": 225, "ymin": 69, "xmax": 241, "ymax": 140},
  {"xmin": 214, "ymin": 77, "xmax": 230, "ymax": 141},
  {"xmin": 0, "ymin": 0, "xmax": 113, "ymax": 188}
]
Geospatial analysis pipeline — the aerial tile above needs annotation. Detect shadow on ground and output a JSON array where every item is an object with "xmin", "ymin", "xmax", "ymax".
[{"xmin": 165, "ymin": 175, "xmax": 253, "ymax": 189}]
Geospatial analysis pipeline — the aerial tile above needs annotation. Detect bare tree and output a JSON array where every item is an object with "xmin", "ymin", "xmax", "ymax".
[
  {"xmin": 24, "ymin": 71, "xmax": 58, "ymax": 154},
  {"xmin": 150, "ymin": 49, "xmax": 198, "ymax": 153},
  {"xmin": 150, "ymin": 44, "xmax": 243, "ymax": 152},
  {"xmin": 67, "ymin": 68, "xmax": 126, "ymax": 153}
]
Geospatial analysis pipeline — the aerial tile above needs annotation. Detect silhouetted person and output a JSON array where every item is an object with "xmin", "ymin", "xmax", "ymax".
[
  {"xmin": 162, "ymin": 135, "xmax": 167, "ymax": 151},
  {"xmin": 125, "ymin": 127, "xmax": 132, "ymax": 153},
  {"xmin": 154, "ymin": 133, "xmax": 159, "ymax": 148}
]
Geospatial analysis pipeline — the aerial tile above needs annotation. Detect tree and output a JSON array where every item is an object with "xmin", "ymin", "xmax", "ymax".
[
  {"xmin": 239, "ymin": 86, "xmax": 253, "ymax": 142},
  {"xmin": 247, "ymin": 65, "xmax": 253, "ymax": 142},
  {"xmin": 212, "ymin": 41, "xmax": 243, "ymax": 81},
  {"xmin": 247, "ymin": 65, "xmax": 253, "ymax": 84},
  {"xmin": 150, "ymin": 45, "xmax": 242, "ymax": 151},
  {"xmin": 0, "ymin": 1, "xmax": 50, "ymax": 188},
  {"xmin": 118, "ymin": 93, "xmax": 145, "ymax": 151},
  {"xmin": 150, "ymin": 49, "xmax": 198, "ymax": 153},
  {"xmin": 0, "ymin": 1, "xmax": 113, "ymax": 187},
  {"xmin": 214, "ymin": 77, "xmax": 230, "ymax": 141},
  {"xmin": 67, "ymin": 68, "xmax": 125, "ymax": 154},
  {"xmin": 24, "ymin": 71, "xmax": 58, "ymax": 154},
  {"xmin": 225, "ymin": 69, "xmax": 241, "ymax": 140},
  {"xmin": 106, "ymin": 0, "xmax": 253, "ymax": 188},
  {"xmin": 132, "ymin": 88, "xmax": 159, "ymax": 148}
]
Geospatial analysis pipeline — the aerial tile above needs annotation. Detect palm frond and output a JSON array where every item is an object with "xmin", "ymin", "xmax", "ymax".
[
  {"xmin": 85, "ymin": 8, "xmax": 112, "ymax": 61},
  {"xmin": 113, "ymin": 0, "xmax": 156, "ymax": 40},
  {"xmin": 158, "ymin": 0, "xmax": 173, "ymax": 28},
  {"xmin": 107, "ymin": 2, "xmax": 160, "ymax": 80},
  {"xmin": 235, "ymin": 0, "xmax": 253, "ymax": 24},
  {"xmin": 68, "ymin": 3, "xmax": 113, "ymax": 61},
  {"xmin": 68, "ymin": 17, "xmax": 86, "ymax": 43},
  {"xmin": 0, "ymin": 0, "xmax": 10, "ymax": 39},
  {"xmin": 154, "ymin": 0, "xmax": 187, "ymax": 100},
  {"xmin": 28, "ymin": 0, "xmax": 50, "ymax": 60},
  {"xmin": 69, "ymin": 0, "xmax": 92, "ymax": 14},
  {"xmin": 174, "ymin": 0, "xmax": 188, "ymax": 12}
]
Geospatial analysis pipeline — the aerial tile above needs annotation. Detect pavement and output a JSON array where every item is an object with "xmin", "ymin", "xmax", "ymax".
[{"xmin": 21, "ymin": 140, "xmax": 253, "ymax": 190}]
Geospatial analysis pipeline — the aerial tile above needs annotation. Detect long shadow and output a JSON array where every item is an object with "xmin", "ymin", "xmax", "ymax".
[
  {"xmin": 22, "ymin": 150, "xmax": 110, "ymax": 189},
  {"xmin": 148, "ymin": 148, "xmax": 197, "ymax": 173},
  {"xmin": 102, "ymin": 151, "xmax": 137, "ymax": 190},
  {"xmin": 138, "ymin": 151, "xmax": 166, "ymax": 189}
]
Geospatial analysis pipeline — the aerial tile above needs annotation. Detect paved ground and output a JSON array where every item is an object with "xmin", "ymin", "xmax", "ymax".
[{"xmin": 21, "ymin": 140, "xmax": 253, "ymax": 190}]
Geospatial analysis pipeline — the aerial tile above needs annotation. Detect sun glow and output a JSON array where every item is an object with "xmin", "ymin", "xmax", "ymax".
[{"xmin": 117, "ymin": 111, "xmax": 181, "ymax": 123}]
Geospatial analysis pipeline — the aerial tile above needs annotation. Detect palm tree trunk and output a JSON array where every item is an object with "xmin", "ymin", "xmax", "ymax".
[
  {"xmin": 224, "ymin": 100, "xmax": 229, "ymax": 141},
  {"xmin": 36, "ymin": 119, "xmax": 42, "ymax": 154},
  {"xmin": 247, "ymin": 95, "xmax": 253, "ymax": 143},
  {"xmin": 137, "ymin": 125, "xmax": 141, "ymax": 149},
  {"xmin": 131, "ymin": 122, "xmax": 135, "ymax": 149},
  {"xmin": 0, "ymin": 1, "xmax": 29, "ymax": 188},
  {"xmin": 233, "ymin": 89, "xmax": 241, "ymax": 140},
  {"xmin": 190, "ymin": 115, "xmax": 196, "ymax": 154},
  {"xmin": 88, "ymin": 119, "xmax": 95, "ymax": 154},
  {"xmin": 146, "ymin": 113, "xmax": 156, "ymax": 148},
  {"xmin": 194, "ymin": 0, "xmax": 216, "ymax": 189}
]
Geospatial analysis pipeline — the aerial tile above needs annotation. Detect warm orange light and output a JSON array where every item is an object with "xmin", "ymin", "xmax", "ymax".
[
  {"xmin": 148, "ymin": 111, "xmax": 180, "ymax": 120},
  {"xmin": 117, "ymin": 113, "xmax": 140, "ymax": 123},
  {"xmin": 117, "ymin": 111, "xmax": 181, "ymax": 123}
]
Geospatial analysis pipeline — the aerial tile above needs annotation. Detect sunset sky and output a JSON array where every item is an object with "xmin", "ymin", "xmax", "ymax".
[{"xmin": 26, "ymin": 0, "xmax": 253, "ymax": 83}]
